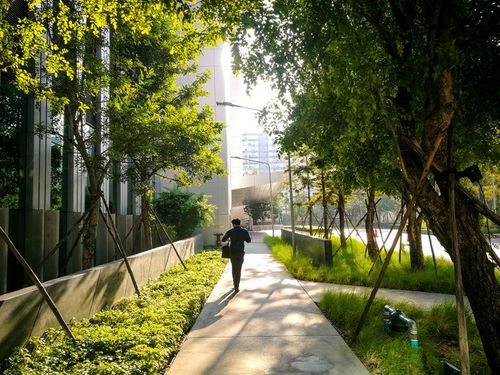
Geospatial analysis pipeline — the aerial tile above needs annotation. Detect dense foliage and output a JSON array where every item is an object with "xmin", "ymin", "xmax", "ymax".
[
  {"xmin": 154, "ymin": 188, "xmax": 215, "ymax": 240},
  {"xmin": 265, "ymin": 236, "xmax": 456, "ymax": 294},
  {"xmin": 235, "ymin": 1, "xmax": 500, "ymax": 369},
  {"xmin": 1, "ymin": 251, "xmax": 227, "ymax": 374},
  {"xmin": 320, "ymin": 292, "xmax": 488, "ymax": 374},
  {"xmin": 0, "ymin": 0, "xmax": 257, "ymax": 267},
  {"xmin": 243, "ymin": 200, "xmax": 270, "ymax": 224}
]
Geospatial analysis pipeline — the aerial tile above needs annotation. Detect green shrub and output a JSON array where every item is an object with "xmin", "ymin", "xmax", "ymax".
[
  {"xmin": 1, "ymin": 251, "xmax": 227, "ymax": 374},
  {"xmin": 154, "ymin": 188, "xmax": 215, "ymax": 240},
  {"xmin": 319, "ymin": 292, "xmax": 489, "ymax": 374}
]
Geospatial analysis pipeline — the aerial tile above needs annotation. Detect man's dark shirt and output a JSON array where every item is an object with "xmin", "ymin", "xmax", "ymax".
[{"xmin": 222, "ymin": 226, "xmax": 251, "ymax": 254}]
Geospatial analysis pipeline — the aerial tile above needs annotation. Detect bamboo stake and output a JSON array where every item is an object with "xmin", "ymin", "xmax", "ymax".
[
  {"xmin": 100, "ymin": 194, "xmax": 141, "ymax": 294},
  {"xmin": 399, "ymin": 199, "xmax": 405, "ymax": 263},
  {"xmin": 99, "ymin": 208, "xmax": 140, "ymax": 296},
  {"xmin": 424, "ymin": 217, "xmax": 438, "ymax": 275},
  {"xmin": 123, "ymin": 212, "xmax": 143, "ymax": 243},
  {"xmin": 351, "ymin": 129, "xmax": 447, "ymax": 344},
  {"xmin": 327, "ymin": 209, "xmax": 339, "ymax": 238},
  {"xmin": 332, "ymin": 211, "xmax": 369, "ymax": 258},
  {"xmin": 346, "ymin": 211, "xmax": 368, "ymax": 248},
  {"xmin": 368, "ymin": 204, "xmax": 404, "ymax": 275},
  {"xmin": 0, "ymin": 225, "xmax": 76, "ymax": 341},
  {"xmin": 34, "ymin": 208, "xmax": 90, "ymax": 270},
  {"xmin": 61, "ymin": 212, "xmax": 91, "ymax": 272},
  {"xmin": 374, "ymin": 205, "xmax": 386, "ymax": 254},
  {"xmin": 149, "ymin": 206, "xmax": 187, "ymax": 270}
]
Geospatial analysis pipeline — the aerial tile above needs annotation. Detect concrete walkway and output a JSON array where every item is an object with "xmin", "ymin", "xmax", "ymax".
[
  {"xmin": 299, "ymin": 281, "xmax": 471, "ymax": 311},
  {"xmin": 167, "ymin": 232, "xmax": 368, "ymax": 375}
]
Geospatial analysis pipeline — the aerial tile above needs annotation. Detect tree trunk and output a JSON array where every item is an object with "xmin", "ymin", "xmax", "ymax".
[
  {"xmin": 401, "ymin": 65, "xmax": 499, "ymax": 371},
  {"xmin": 338, "ymin": 193, "xmax": 346, "ymax": 247},
  {"xmin": 307, "ymin": 181, "xmax": 313, "ymax": 235},
  {"xmin": 405, "ymin": 158, "xmax": 500, "ymax": 371},
  {"xmin": 365, "ymin": 1, "xmax": 500, "ymax": 366},
  {"xmin": 365, "ymin": 189, "xmax": 378, "ymax": 261},
  {"xmin": 321, "ymin": 170, "xmax": 328, "ymax": 238},
  {"xmin": 407, "ymin": 205, "xmax": 425, "ymax": 270},
  {"xmin": 140, "ymin": 193, "xmax": 153, "ymax": 250},
  {"xmin": 82, "ymin": 189, "xmax": 99, "ymax": 269}
]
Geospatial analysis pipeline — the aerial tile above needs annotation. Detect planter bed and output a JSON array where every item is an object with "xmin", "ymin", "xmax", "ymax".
[{"xmin": 1, "ymin": 251, "xmax": 227, "ymax": 374}]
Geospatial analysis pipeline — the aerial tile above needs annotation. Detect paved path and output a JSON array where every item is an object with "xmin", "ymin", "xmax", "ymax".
[
  {"xmin": 167, "ymin": 232, "xmax": 368, "ymax": 375},
  {"xmin": 299, "ymin": 281, "xmax": 471, "ymax": 311}
]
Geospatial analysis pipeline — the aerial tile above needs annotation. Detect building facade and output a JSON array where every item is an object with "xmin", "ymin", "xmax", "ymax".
[
  {"xmin": 241, "ymin": 132, "xmax": 286, "ymax": 175},
  {"xmin": 0, "ymin": 2, "xmax": 139, "ymax": 294}
]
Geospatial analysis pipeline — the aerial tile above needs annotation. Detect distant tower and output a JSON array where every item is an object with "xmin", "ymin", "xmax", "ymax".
[{"xmin": 241, "ymin": 132, "xmax": 285, "ymax": 176}]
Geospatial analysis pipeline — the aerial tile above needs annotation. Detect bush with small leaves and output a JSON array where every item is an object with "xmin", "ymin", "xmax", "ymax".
[{"xmin": 1, "ymin": 251, "xmax": 227, "ymax": 374}]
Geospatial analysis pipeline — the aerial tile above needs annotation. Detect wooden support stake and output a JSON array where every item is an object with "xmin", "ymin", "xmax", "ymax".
[
  {"xmin": 345, "ymin": 211, "xmax": 368, "ymax": 248},
  {"xmin": 374, "ymin": 206, "xmax": 386, "ymax": 254},
  {"xmin": 351, "ymin": 129, "xmax": 447, "ymax": 344},
  {"xmin": 149, "ymin": 206, "xmax": 187, "ymax": 270},
  {"xmin": 368, "ymin": 205, "xmax": 404, "ymax": 275},
  {"xmin": 99, "ymin": 208, "xmax": 141, "ymax": 296},
  {"xmin": 34, "ymin": 208, "xmax": 90, "ymax": 270},
  {"xmin": 0, "ymin": 225, "xmax": 76, "ymax": 341},
  {"xmin": 332, "ymin": 211, "xmax": 368, "ymax": 258},
  {"xmin": 424, "ymin": 217, "xmax": 438, "ymax": 275}
]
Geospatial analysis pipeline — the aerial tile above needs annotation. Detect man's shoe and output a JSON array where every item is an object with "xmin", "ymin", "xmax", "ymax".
[{"xmin": 234, "ymin": 288, "xmax": 239, "ymax": 293}]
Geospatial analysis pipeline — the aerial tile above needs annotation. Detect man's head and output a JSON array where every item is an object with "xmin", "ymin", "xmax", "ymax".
[{"xmin": 231, "ymin": 218, "xmax": 241, "ymax": 227}]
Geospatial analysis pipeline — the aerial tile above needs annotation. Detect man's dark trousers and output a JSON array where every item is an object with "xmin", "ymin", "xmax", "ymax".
[{"xmin": 230, "ymin": 252, "xmax": 244, "ymax": 290}]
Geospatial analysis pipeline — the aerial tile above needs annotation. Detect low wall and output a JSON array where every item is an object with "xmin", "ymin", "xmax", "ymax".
[
  {"xmin": 0, "ymin": 234, "xmax": 203, "ymax": 360},
  {"xmin": 281, "ymin": 229, "xmax": 332, "ymax": 266},
  {"xmin": 251, "ymin": 224, "xmax": 283, "ymax": 232},
  {"xmin": 0, "ymin": 208, "xmax": 154, "ymax": 293}
]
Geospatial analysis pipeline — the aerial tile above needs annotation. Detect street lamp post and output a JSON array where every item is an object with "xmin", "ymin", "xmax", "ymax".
[{"xmin": 231, "ymin": 156, "xmax": 274, "ymax": 237}]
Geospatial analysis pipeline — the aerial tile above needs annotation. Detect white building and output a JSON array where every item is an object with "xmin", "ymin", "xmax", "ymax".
[{"xmin": 156, "ymin": 44, "xmax": 286, "ymax": 244}]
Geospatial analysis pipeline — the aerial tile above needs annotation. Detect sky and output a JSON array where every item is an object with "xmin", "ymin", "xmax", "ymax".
[{"xmin": 221, "ymin": 43, "xmax": 276, "ymax": 134}]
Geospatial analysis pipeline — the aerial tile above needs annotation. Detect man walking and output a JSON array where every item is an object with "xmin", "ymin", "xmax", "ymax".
[{"xmin": 222, "ymin": 218, "xmax": 251, "ymax": 293}]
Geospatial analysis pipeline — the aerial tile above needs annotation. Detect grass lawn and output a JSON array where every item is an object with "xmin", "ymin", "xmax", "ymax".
[
  {"xmin": 1, "ymin": 251, "xmax": 227, "ymax": 374},
  {"xmin": 265, "ymin": 236, "xmax": 457, "ymax": 294},
  {"xmin": 319, "ymin": 291, "xmax": 489, "ymax": 374}
]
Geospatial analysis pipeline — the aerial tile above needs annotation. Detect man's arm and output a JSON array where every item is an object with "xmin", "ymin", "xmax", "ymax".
[
  {"xmin": 222, "ymin": 229, "xmax": 230, "ymax": 242},
  {"xmin": 245, "ymin": 230, "xmax": 251, "ymax": 243}
]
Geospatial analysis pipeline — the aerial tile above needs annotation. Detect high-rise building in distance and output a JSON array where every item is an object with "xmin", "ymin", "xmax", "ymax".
[{"xmin": 241, "ymin": 133, "xmax": 286, "ymax": 175}]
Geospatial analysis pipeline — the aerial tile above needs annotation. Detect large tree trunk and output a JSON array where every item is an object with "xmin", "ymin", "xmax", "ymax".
[
  {"xmin": 338, "ymin": 193, "xmax": 347, "ymax": 247},
  {"xmin": 404, "ymin": 155, "xmax": 500, "ymax": 371},
  {"xmin": 407, "ymin": 207, "xmax": 424, "ymax": 270},
  {"xmin": 365, "ymin": 1, "xmax": 499, "ymax": 367},
  {"xmin": 365, "ymin": 189, "xmax": 378, "ymax": 261},
  {"xmin": 399, "ymin": 64, "xmax": 500, "ymax": 370},
  {"xmin": 403, "ymin": 186, "xmax": 425, "ymax": 270}
]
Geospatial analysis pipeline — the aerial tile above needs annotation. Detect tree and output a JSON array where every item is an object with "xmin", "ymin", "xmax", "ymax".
[
  {"xmin": 108, "ymin": 6, "xmax": 224, "ymax": 249},
  {"xmin": 1, "ymin": 0, "xmax": 163, "ymax": 269},
  {"xmin": 243, "ymin": 200, "xmax": 270, "ymax": 224},
  {"xmin": 2, "ymin": 0, "xmax": 257, "ymax": 267},
  {"xmin": 0, "ymin": 78, "xmax": 22, "ymax": 208},
  {"xmin": 154, "ymin": 188, "xmax": 215, "ymax": 241},
  {"xmin": 234, "ymin": 1, "xmax": 500, "ymax": 369}
]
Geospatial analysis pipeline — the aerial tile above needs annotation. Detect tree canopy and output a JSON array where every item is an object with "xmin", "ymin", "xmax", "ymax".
[{"xmin": 233, "ymin": 0, "xmax": 500, "ymax": 370}]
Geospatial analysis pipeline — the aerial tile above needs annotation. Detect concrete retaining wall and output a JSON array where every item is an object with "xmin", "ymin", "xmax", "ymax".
[
  {"xmin": 0, "ymin": 234, "xmax": 203, "ymax": 360},
  {"xmin": 281, "ymin": 228, "xmax": 332, "ymax": 266}
]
